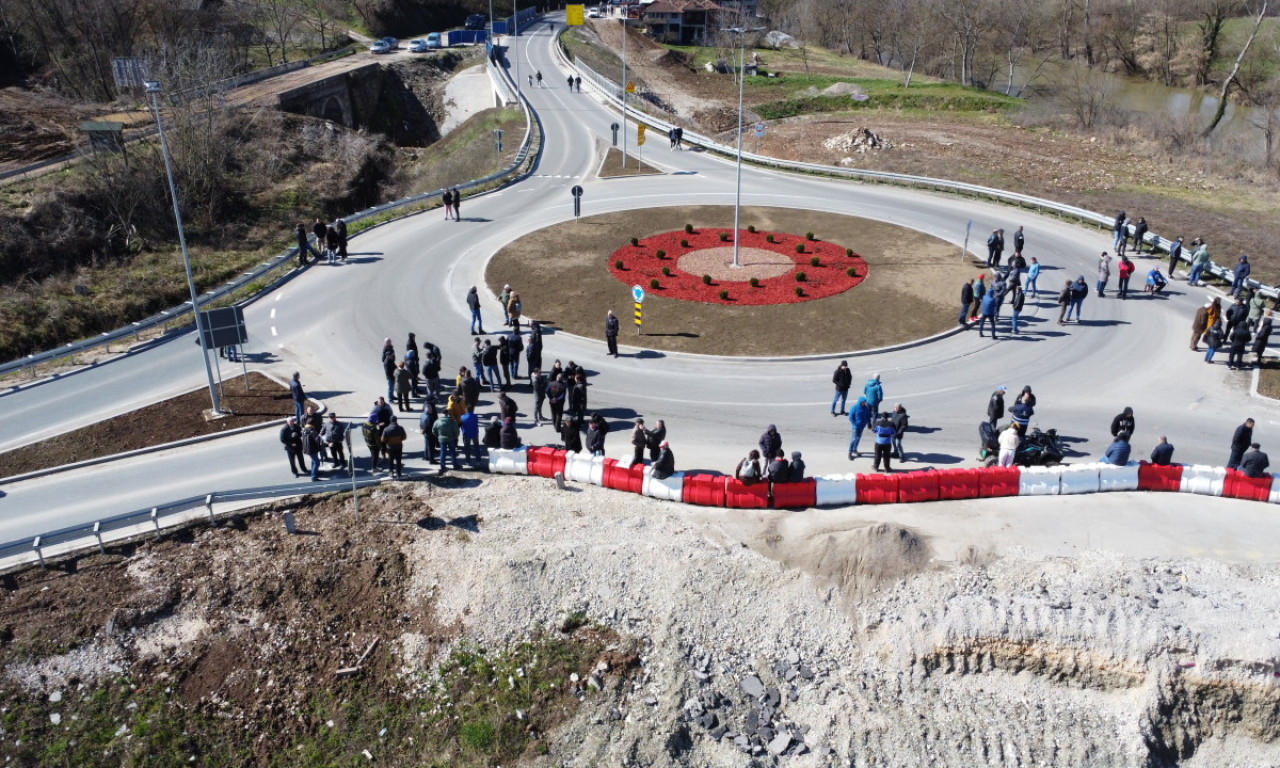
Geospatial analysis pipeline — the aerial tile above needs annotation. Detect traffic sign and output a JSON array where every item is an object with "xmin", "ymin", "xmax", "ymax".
[
  {"xmin": 625, "ymin": 81, "xmax": 635, "ymax": 93},
  {"xmin": 566, "ymin": 4, "xmax": 584, "ymax": 25},
  {"xmin": 632, "ymin": 284, "xmax": 645, "ymax": 303},
  {"xmin": 571, "ymin": 185, "xmax": 584, "ymax": 197},
  {"xmin": 755, "ymin": 122, "xmax": 764, "ymax": 137}
]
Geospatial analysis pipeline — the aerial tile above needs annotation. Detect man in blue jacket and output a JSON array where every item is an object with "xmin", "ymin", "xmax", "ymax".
[
  {"xmin": 1231, "ymin": 254, "xmax": 1252, "ymax": 297},
  {"xmin": 863, "ymin": 374, "xmax": 883, "ymax": 418},
  {"xmin": 1103, "ymin": 431, "xmax": 1132, "ymax": 465},
  {"xmin": 848, "ymin": 396, "xmax": 871, "ymax": 459}
]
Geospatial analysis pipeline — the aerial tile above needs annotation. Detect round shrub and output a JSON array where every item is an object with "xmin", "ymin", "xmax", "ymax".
[
  {"xmin": 702, "ymin": 274, "xmax": 712, "ymax": 285},
  {"xmin": 810, "ymin": 255, "xmax": 820, "ymax": 267},
  {"xmin": 655, "ymin": 249, "xmax": 666, "ymax": 259},
  {"xmin": 846, "ymin": 267, "xmax": 857, "ymax": 277},
  {"xmin": 719, "ymin": 289, "xmax": 729, "ymax": 300},
  {"xmin": 749, "ymin": 277, "xmax": 759, "ymax": 287},
  {"xmin": 719, "ymin": 232, "xmax": 729, "ymax": 242},
  {"xmin": 680, "ymin": 238, "xmax": 689, "ymax": 248},
  {"xmin": 629, "ymin": 237, "xmax": 639, "ymax": 247},
  {"xmin": 614, "ymin": 259, "xmax": 624, "ymax": 270},
  {"xmin": 649, "ymin": 278, "xmax": 660, "ymax": 290},
  {"xmin": 794, "ymin": 286, "xmax": 804, "ymax": 297},
  {"xmin": 661, "ymin": 266, "xmax": 670, "ymax": 276},
  {"xmin": 805, "ymin": 231, "xmax": 816, "ymax": 241},
  {"xmin": 747, "ymin": 225, "xmax": 756, "ymax": 233},
  {"xmin": 794, "ymin": 243, "xmax": 804, "ymax": 254},
  {"xmin": 684, "ymin": 223, "xmax": 694, "ymax": 234},
  {"xmin": 765, "ymin": 233, "xmax": 775, "ymax": 243},
  {"xmin": 845, "ymin": 247, "xmax": 854, "ymax": 257},
  {"xmin": 795, "ymin": 271, "xmax": 806, "ymax": 282}
]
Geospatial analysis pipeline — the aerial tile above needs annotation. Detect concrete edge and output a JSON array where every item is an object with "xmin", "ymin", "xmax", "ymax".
[{"xmin": 0, "ymin": 371, "xmax": 327, "ymax": 486}]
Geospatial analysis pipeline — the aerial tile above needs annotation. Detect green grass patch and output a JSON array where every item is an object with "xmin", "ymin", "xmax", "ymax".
[
  {"xmin": 752, "ymin": 79, "xmax": 1019, "ymax": 119},
  {"xmin": 399, "ymin": 107, "xmax": 526, "ymax": 197}
]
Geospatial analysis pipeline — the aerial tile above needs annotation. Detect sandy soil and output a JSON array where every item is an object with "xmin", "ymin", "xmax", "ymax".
[{"xmin": 486, "ymin": 205, "xmax": 976, "ymax": 356}]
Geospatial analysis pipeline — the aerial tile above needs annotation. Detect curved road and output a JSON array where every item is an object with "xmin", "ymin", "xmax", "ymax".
[{"xmin": 1, "ymin": 19, "xmax": 1275, "ymax": 548}]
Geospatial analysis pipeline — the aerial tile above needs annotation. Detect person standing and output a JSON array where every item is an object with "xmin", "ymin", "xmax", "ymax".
[
  {"xmin": 280, "ymin": 417, "xmax": 304, "ymax": 477},
  {"xmin": 1009, "ymin": 286, "xmax": 1025, "ymax": 334},
  {"xmin": 889, "ymin": 403, "xmax": 909, "ymax": 461},
  {"xmin": 1056, "ymin": 279, "xmax": 1072, "ymax": 325},
  {"xmin": 668, "ymin": 126, "xmax": 677, "ymax": 149},
  {"xmin": 570, "ymin": 373, "xmax": 589, "ymax": 424},
  {"xmin": 1228, "ymin": 418, "xmax": 1255, "ymax": 470},
  {"xmin": 1191, "ymin": 300, "xmax": 1211, "ymax": 351},
  {"xmin": 848, "ymin": 395, "xmax": 871, "ymax": 458},
  {"xmin": 675, "ymin": 126, "xmax": 683, "ymax": 148},
  {"xmin": 467, "ymin": 286, "xmax": 484, "ymax": 335},
  {"xmin": 561, "ymin": 415, "xmax": 583, "ymax": 452},
  {"xmin": 872, "ymin": 413, "xmax": 896, "ymax": 472},
  {"xmin": 1012, "ymin": 226, "xmax": 1025, "ymax": 256},
  {"xmin": 1204, "ymin": 320, "xmax": 1224, "ymax": 364},
  {"xmin": 470, "ymin": 339, "xmax": 487, "ymax": 387},
  {"xmin": 497, "ymin": 336, "xmax": 512, "ymax": 389},
  {"xmin": 325, "ymin": 221, "xmax": 341, "ymax": 264},
  {"xmin": 394, "ymin": 361, "xmax": 412, "ymax": 411},
  {"xmin": 1253, "ymin": 310, "xmax": 1273, "ymax": 368},
  {"xmin": 978, "ymin": 289, "xmax": 999, "ymax": 338},
  {"xmin": 1188, "ymin": 239, "xmax": 1210, "ymax": 286},
  {"xmin": 1248, "ymin": 290, "xmax": 1266, "ymax": 330},
  {"xmin": 971, "ymin": 275, "xmax": 986, "ymax": 320},
  {"xmin": 1131, "ymin": 217, "xmax": 1148, "ymax": 253},
  {"xmin": 863, "ymin": 374, "xmax": 884, "ymax": 419},
  {"xmin": 1066, "ymin": 276, "xmax": 1088, "ymax": 322},
  {"xmin": 507, "ymin": 328, "xmax": 523, "ymax": 381},
  {"xmin": 586, "ymin": 412, "xmax": 609, "ymax": 457},
  {"xmin": 482, "ymin": 339, "xmax": 501, "ymax": 393},
  {"xmin": 1112, "ymin": 211, "xmax": 1127, "ymax": 253},
  {"xmin": 1230, "ymin": 255, "xmax": 1251, "ymax": 298},
  {"xmin": 998, "ymin": 425, "xmax": 1021, "ymax": 467},
  {"xmin": 419, "ymin": 399, "xmax": 439, "ymax": 464},
  {"xmin": 507, "ymin": 291, "xmax": 522, "ymax": 330},
  {"xmin": 1025, "ymin": 257, "xmax": 1040, "ymax": 298},
  {"xmin": 294, "ymin": 223, "xmax": 318, "ymax": 264},
  {"xmin": 646, "ymin": 418, "xmax": 667, "ymax": 461},
  {"xmin": 959, "ymin": 279, "xmax": 974, "ymax": 327},
  {"xmin": 530, "ymin": 368, "xmax": 548, "ymax": 426},
  {"xmin": 361, "ymin": 417, "xmax": 383, "ymax": 472},
  {"xmin": 442, "ymin": 188, "xmax": 455, "ymax": 220},
  {"xmin": 986, "ymin": 228, "xmax": 1004, "ymax": 267},
  {"xmin": 312, "ymin": 218, "xmax": 328, "ymax": 258},
  {"xmin": 302, "ymin": 421, "xmax": 324, "ymax": 481},
  {"xmin": 1240, "ymin": 443, "xmax": 1270, "ymax": 478},
  {"xmin": 547, "ymin": 373, "xmax": 567, "ymax": 427},
  {"xmin": 405, "ymin": 333, "xmax": 420, "ymax": 395},
  {"xmin": 460, "ymin": 406, "xmax": 480, "ymax": 466},
  {"xmin": 1117, "ymin": 254, "xmax": 1134, "ymax": 299},
  {"xmin": 382, "ymin": 416, "xmax": 407, "ymax": 478},
  {"xmin": 631, "ymin": 418, "xmax": 647, "ymax": 465},
  {"xmin": 576, "ymin": 75, "xmax": 583, "ymax": 93},
  {"xmin": 605, "ymin": 310, "xmax": 620, "ymax": 357},
  {"xmin": 987, "ymin": 386, "xmax": 1006, "ymax": 430},
  {"xmin": 433, "ymin": 411, "xmax": 460, "ymax": 473},
  {"xmin": 321, "ymin": 412, "xmax": 347, "ymax": 467},
  {"xmin": 289, "ymin": 372, "xmax": 306, "ymax": 423},
  {"xmin": 335, "ymin": 217, "xmax": 347, "ymax": 259},
  {"xmin": 1167, "ymin": 236, "xmax": 1185, "ymax": 276},
  {"xmin": 525, "ymin": 321, "xmax": 543, "ymax": 373},
  {"xmin": 535, "ymin": 70, "xmax": 543, "ymax": 87},
  {"xmin": 759, "ymin": 424, "xmax": 782, "ymax": 461},
  {"xmin": 568, "ymin": 74, "xmax": 575, "ymax": 90},
  {"xmin": 1096, "ymin": 252, "xmax": 1111, "ymax": 297},
  {"xmin": 1225, "ymin": 296, "xmax": 1247, "ymax": 338},
  {"xmin": 1228, "ymin": 319, "xmax": 1252, "ymax": 370},
  {"xmin": 381, "ymin": 339, "xmax": 397, "ymax": 401},
  {"xmin": 831, "ymin": 360, "xmax": 852, "ymax": 415},
  {"xmin": 449, "ymin": 187, "xmax": 461, "ymax": 220},
  {"xmin": 499, "ymin": 284, "xmax": 513, "ymax": 327}
]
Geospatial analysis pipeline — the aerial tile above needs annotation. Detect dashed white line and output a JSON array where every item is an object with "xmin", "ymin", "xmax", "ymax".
[{"xmin": 270, "ymin": 308, "xmax": 276, "ymax": 319}]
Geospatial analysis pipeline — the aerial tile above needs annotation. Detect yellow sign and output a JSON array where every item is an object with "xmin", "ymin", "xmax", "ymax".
[
  {"xmin": 637, "ymin": 124, "xmax": 645, "ymax": 145},
  {"xmin": 634, "ymin": 302, "xmax": 642, "ymax": 326},
  {"xmin": 625, "ymin": 81, "xmax": 635, "ymax": 93},
  {"xmin": 566, "ymin": 4, "xmax": 584, "ymax": 25}
]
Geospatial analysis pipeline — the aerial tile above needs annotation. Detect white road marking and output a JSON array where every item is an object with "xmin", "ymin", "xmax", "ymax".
[
  {"xmin": 270, "ymin": 308, "xmax": 276, "ymax": 319},
  {"xmin": 275, "ymin": 293, "xmax": 282, "ymax": 301}
]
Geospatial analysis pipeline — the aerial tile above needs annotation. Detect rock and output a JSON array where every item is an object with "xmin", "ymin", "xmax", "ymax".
[
  {"xmin": 799, "ymin": 666, "xmax": 815, "ymax": 680},
  {"xmin": 764, "ymin": 30, "xmax": 798, "ymax": 49},
  {"xmin": 49, "ymin": 691, "xmax": 62, "ymax": 703},
  {"xmin": 588, "ymin": 675, "xmax": 602, "ymax": 691},
  {"xmin": 710, "ymin": 725, "xmax": 728, "ymax": 741},
  {"xmin": 700, "ymin": 712, "xmax": 718, "ymax": 729},
  {"xmin": 784, "ymin": 666, "xmax": 798, "ymax": 681},
  {"xmin": 740, "ymin": 675, "xmax": 765, "ymax": 698},
  {"xmin": 769, "ymin": 733, "xmax": 792, "ymax": 755},
  {"xmin": 50, "ymin": 713, "xmax": 61, "ymax": 725},
  {"xmin": 760, "ymin": 726, "xmax": 775, "ymax": 741},
  {"xmin": 764, "ymin": 687, "xmax": 781, "ymax": 707},
  {"xmin": 570, "ymin": 672, "xmax": 580, "ymax": 683},
  {"xmin": 644, "ymin": 695, "xmax": 658, "ymax": 706},
  {"xmin": 786, "ymin": 649, "xmax": 800, "ymax": 665},
  {"xmin": 788, "ymin": 686, "xmax": 800, "ymax": 702}
]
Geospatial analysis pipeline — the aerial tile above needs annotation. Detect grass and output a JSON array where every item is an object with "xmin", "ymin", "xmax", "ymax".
[
  {"xmin": 750, "ymin": 77, "xmax": 1019, "ymax": 120},
  {"xmin": 665, "ymin": 42, "xmax": 922, "ymax": 81},
  {"xmin": 398, "ymin": 107, "xmax": 527, "ymax": 197},
  {"xmin": 0, "ymin": 630, "xmax": 623, "ymax": 768}
]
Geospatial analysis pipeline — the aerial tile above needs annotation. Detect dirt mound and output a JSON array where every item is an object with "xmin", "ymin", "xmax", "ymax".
[{"xmin": 823, "ymin": 126, "xmax": 894, "ymax": 154}]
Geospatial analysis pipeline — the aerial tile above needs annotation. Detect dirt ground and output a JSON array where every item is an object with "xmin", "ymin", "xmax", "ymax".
[
  {"xmin": 0, "ymin": 371, "xmax": 298, "ymax": 478},
  {"xmin": 597, "ymin": 146, "xmax": 661, "ymax": 177},
  {"xmin": 487, "ymin": 205, "xmax": 975, "ymax": 356}
]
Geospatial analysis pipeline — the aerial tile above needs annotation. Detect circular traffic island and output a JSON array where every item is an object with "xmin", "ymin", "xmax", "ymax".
[{"xmin": 486, "ymin": 205, "xmax": 979, "ymax": 356}]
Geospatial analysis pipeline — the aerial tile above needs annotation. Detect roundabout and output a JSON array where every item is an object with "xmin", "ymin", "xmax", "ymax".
[{"xmin": 485, "ymin": 205, "xmax": 975, "ymax": 356}]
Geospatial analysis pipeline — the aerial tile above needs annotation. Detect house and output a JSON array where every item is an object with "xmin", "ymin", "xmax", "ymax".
[{"xmin": 641, "ymin": 0, "xmax": 726, "ymax": 45}]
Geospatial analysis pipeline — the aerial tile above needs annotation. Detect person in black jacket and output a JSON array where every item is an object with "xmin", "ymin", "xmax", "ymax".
[
  {"xmin": 831, "ymin": 360, "xmax": 852, "ymax": 415},
  {"xmin": 334, "ymin": 217, "xmax": 347, "ymax": 259},
  {"xmin": 547, "ymin": 373, "xmax": 568, "ymax": 427},
  {"xmin": 1253, "ymin": 311, "xmax": 1273, "ymax": 368},
  {"xmin": 499, "ymin": 417, "xmax": 522, "ymax": 450},
  {"xmin": 1110, "ymin": 407, "xmax": 1135, "ymax": 439},
  {"xmin": 302, "ymin": 423, "xmax": 324, "ymax": 481},
  {"xmin": 483, "ymin": 416, "xmax": 503, "ymax": 449},
  {"xmin": 759, "ymin": 424, "xmax": 782, "ymax": 460},
  {"xmin": 525, "ymin": 321, "xmax": 543, "ymax": 372},
  {"xmin": 788, "ymin": 451, "xmax": 806, "ymax": 481},
  {"xmin": 280, "ymin": 417, "xmax": 304, "ymax": 476},
  {"xmin": 312, "ymin": 218, "xmax": 327, "ymax": 257},
  {"xmin": 987, "ymin": 386, "xmax": 1006, "ymax": 430},
  {"xmin": 1240, "ymin": 443, "xmax": 1270, "ymax": 478},
  {"xmin": 382, "ymin": 416, "xmax": 407, "ymax": 478},
  {"xmin": 1010, "ymin": 286, "xmax": 1026, "ymax": 335},
  {"xmin": 646, "ymin": 418, "xmax": 667, "ymax": 461},
  {"xmin": 1228, "ymin": 319, "xmax": 1252, "ymax": 370},
  {"xmin": 1150, "ymin": 436, "xmax": 1175, "ymax": 466},
  {"xmin": 630, "ymin": 418, "xmax": 647, "ymax": 465},
  {"xmin": 561, "ymin": 416, "xmax": 583, "ymax": 452},
  {"xmin": 1131, "ymin": 217, "xmax": 1148, "ymax": 253},
  {"xmin": 381, "ymin": 338, "xmax": 396, "ymax": 401},
  {"xmin": 497, "ymin": 336, "xmax": 512, "ymax": 389},
  {"xmin": 959, "ymin": 279, "xmax": 974, "ymax": 327},
  {"xmin": 1228, "ymin": 418, "xmax": 1255, "ymax": 470},
  {"xmin": 586, "ymin": 412, "xmax": 609, "ymax": 456},
  {"xmin": 498, "ymin": 392, "xmax": 518, "ymax": 422},
  {"xmin": 321, "ymin": 412, "xmax": 347, "ymax": 467},
  {"xmin": 570, "ymin": 373, "xmax": 589, "ymax": 423},
  {"xmin": 767, "ymin": 450, "xmax": 790, "ymax": 482},
  {"xmin": 530, "ymin": 369, "xmax": 548, "ymax": 426},
  {"xmin": 651, "ymin": 441, "xmax": 675, "ymax": 479},
  {"xmin": 605, "ymin": 310, "xmax": 620, "ymax": 357}
]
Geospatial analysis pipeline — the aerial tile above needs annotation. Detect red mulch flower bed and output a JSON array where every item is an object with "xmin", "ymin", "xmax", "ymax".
[{"xmin": 609, "ymin": 228, "xmax": 869, "ymax": 305}]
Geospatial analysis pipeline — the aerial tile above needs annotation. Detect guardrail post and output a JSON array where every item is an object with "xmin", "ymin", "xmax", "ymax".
[
  {"xmin": 93, "ymin": 522, "xmax": 105, "ymax": 554},
  {"xmin": 206, "ymin": 494, "xmax": 217, "ymax": 525},
  {"xmin": 151, "ymin": 507, "xmax": 162, "ymax": 539},
  {"xmin": 33, "ymin": 536, "xmax": 46, "ymax": 568}
]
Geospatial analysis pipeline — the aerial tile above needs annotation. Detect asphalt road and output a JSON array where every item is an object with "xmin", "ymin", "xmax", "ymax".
[{"xmin": 1, "ymin": 19, "xmax": 1276, "ymax": 550}]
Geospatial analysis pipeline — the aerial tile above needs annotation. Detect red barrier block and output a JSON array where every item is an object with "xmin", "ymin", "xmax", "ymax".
[
  {"xmin": 724, "ymin": 477, "xmax": 770, "ymax": 509},
  {"xmin": 682, "ymin": 474, "xmax": 727, "ymax": 507},
  {"xmin": 1136, "ymin": 461, "xmax": 1183, "ymax": 492},
  {"xmin": 601, "ymin": 459, "xmax": 643, "ymax": 493},
  {"xmin": 936, "ymin": 468, "xmax": 981, "ymax": 500},
  {"xmin": 770, "ymin": 479, "xmax": 817, "ymax": 509},
  {"xmin": 979, "ymin": 466, "xmax": 1021, "ymax": 498},
  {"xmin": 527, "ymin": 446, "xmax": 566, "ymax": 478},
  {"xmin": 897, "ymin": 470, "xmax": 940, "ymax": 503},
  {"xmin": 1224, "ymin": 469, "xmax": 1271, "ymax": 501},
  {"xmin": 856, "ymin": 473, "xmax": 899, "ymax": 504}
]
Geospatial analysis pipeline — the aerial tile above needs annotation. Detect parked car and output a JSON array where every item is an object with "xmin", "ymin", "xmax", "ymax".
[
  {"xmin": 465, "ymin": 14, "xmax": 487, "ymax": 30},
  {"xmin": 587, "ymin": 7, "xmax": 602, "ymax": 17},
  {"xmin": 426, "ymin": 32, "xmax": 442, "ymax": 48},
  {"xmin": 408, "ymin": 38, "xmax": 430, "ymax": 52},
  {"xmin": 370, "ymin": 40, "xmax": 392, "ymax": 54}
]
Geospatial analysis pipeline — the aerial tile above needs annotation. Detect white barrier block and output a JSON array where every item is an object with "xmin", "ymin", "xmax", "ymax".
[
  {"xmin": 1059, "ymin": 464, "xmax": 1101, "ymax": 495},
  {"xmin": 586, "ymin": 454, "xmax": 606, "ymax": 485},
  {"xmin": 643, "ymin": 469, "xmax": 684, "ymax": 501},
  {"xmin": 488, "ymin": 447, "xmax": 528, "ymax": 475},
  {"xmin": 1018, "ymin": 465, "xmax": 1061, "ymax": 496},
  {"xmin": 565, "ymin": 452, "xmax": 604, "ymax": 485},
  {"xmin": 1268, "ymin": 475, "xmax": 1280, "ymax": 504},
  {"xmin": 1098, "ymin": 461, "xmax": 1141, "ymax": 492},
  {"xmin": 1179, "ymin": 465, "xmax": 1226, "ymax": 496},
  {"xmin": 815, "ymin": 473, "xmax": 858, "ymax": 506}
]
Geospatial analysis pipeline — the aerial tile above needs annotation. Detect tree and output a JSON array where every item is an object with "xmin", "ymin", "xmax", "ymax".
[
  {"xmin": 1201, "ymin": 0, "xmax": 1269, "ymax": 137},
  {"xmin": 1193, "ymin": 0, "xmax": 1240, "ymax": 85},
  {"xmin": 1060, "ymin": 59, "xmax": 1116, "ymax": 127},
  {"xmin": 929, "ymin": 0, "xmax": 994, "ymax": 86}
]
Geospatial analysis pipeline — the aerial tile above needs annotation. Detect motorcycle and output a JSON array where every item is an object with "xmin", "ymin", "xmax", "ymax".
[{"xmin": 979, "ymin": 422, "xmax": 1065, "ymax": 467}]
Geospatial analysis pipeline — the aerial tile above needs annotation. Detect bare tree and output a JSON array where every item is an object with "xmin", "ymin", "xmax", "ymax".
[
  {"xmin": 1059, "ymin": 59, "xmax": 1116, "ymax": 127},
  {"xmin": 929, "ymin": 0, "xmax": 993, "ymax": 86},
  {"xmin": 1192, "ymin": 0, "xmax": 1240, "ymax": 85},
  {"xmin": 1201, "ymin": 0, "xmax": 1268, "ymax": 137}
]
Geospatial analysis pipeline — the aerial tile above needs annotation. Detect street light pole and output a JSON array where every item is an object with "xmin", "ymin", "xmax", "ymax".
[
  {"xmin": 513, "ymin": 0, "xmax": 521, "ymax": 93},
  {"xmin": 144, "ymin": 81, "xmax": 222, "ymax": 415},
  {"xmin": 620, "ymin": 15, "xmax": 628, "ymax": 166}
]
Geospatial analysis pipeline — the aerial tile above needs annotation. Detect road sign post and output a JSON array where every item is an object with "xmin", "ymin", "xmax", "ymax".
[
  {"xmin": 494, "ymin": 128, "xmax": 504, "ymax": 154},
  {"xmin": 571, "ymin": 185, "xmax": 584, "ymax": 218},
  {"xmin": 611, "ymin": 122, "xmax": 619, "ymax": 146},
  {"xmin": 636, "ymin": 123, "xmax": 645, "ymax": 169},
  {"xmin": 632, "ymin": 284, "xmax": 644, "ymax": 334},
  {"xmin": 755, "ymin": 121, "xmax": 764, "ymax": 153}
]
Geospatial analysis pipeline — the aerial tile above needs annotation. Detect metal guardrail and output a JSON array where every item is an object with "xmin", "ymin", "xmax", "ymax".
[
  {"xmin": 564, "ymin": 44, "xmax": 1264, "ymax": 298},
  {"xmin": 0, "ymin": 54, "xmax": 539, "ymax": 383}
]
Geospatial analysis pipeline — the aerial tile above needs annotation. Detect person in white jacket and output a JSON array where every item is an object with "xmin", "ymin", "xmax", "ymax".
[{"xmin": 998, "ymin": 425, "xmax": 1021, "ymax": 467}]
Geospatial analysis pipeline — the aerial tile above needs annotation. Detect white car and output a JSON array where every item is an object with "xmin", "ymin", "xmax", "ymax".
[
  {"xmin": 408, "ymin": 39, "xmax": 430, "ymax": 52},
  {"xmin": 370, "ymin": 40, "xmax": 392, "ymax": 54},
  {"xmin": 587, "ymin": 8, "xmax": 602, "ymax": 17}
]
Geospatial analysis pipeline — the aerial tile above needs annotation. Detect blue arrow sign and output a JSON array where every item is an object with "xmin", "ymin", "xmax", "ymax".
[{"xmin": 632, "ymin": 284, "xmax": 645, "ymax": 303}]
